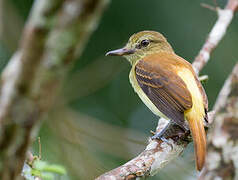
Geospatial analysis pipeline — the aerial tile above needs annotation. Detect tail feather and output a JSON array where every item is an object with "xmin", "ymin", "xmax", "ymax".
[
  {"xmin": 177, "ymin": 67, "xmax": 207, "ymax": 170},
  {"xmin": 187, "ymin": 115, "xmax": 206, "ymax": 171}
]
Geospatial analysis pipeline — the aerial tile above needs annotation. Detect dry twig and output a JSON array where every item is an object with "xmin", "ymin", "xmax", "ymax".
[{"xmin": 193, "ymin": 0, "xmax": 238, "ymax": 74}]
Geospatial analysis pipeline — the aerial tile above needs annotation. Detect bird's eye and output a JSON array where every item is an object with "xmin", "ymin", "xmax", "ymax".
[{"xmin": 140, "ymin": 39, "xmax": 150, "ymax": 47}]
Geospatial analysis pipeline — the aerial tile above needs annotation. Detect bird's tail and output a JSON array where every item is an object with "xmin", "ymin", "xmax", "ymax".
[{"xmin": 186, "ymin": 113, "xmax": 206, "ymax": 171}]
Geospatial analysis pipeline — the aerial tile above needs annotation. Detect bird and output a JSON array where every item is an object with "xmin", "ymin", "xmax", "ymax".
[{"xmin": 106, "ymin": 30, "xmax": 208, "ymax": 171}]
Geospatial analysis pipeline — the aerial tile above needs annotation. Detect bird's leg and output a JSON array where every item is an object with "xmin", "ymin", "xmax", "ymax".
[
  {"xmin": 151, "ymin": 122, "xmax": 171, "ymax": 142},
  {"xmin": 175, "ymin": 121, "xmax": 190, "ymax": 133},
  {"xmin": 151, "ymin": 120, "xmax": 190, "ymax": 143}
]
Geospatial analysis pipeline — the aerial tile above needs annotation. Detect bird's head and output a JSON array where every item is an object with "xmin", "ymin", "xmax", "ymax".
[{"xmin": 106, "ymin": 31, "xmax": 174, "ymax": 65}]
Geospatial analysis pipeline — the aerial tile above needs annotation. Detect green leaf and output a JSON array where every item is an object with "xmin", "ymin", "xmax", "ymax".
[
  {"xmin": 33, "ymin": 160, "xmax": 67, "ymax": 175},
  {"xmin": 33, "ymin": 160, "xmax": 48, "ymax": 170},
  {"xmin": 42, "ymin": 164, "xmax": 67, "ymax": 175}
]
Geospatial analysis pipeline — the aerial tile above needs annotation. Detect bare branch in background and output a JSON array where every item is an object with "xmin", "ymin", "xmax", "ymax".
[
  {"xmin": 193, "ymin": 0, "xmax": 238, "ymax": 74},
  {"xmin": 199, "ymin": 63, "xmax": 238, "ymax": 180},
  {"xmin": 0, "ymin": 0, "xmax": 109, "ymax": 179},
  {"xmin": 96, "ymin": 0, "xmax": 238, "ymax": 179}
]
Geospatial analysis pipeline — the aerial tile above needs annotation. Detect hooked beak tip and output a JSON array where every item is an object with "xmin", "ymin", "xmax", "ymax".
[
  {"xmin": 105, "ymin": 48, "xmax": 135, "ymax": 57},
  {"xmin": 105, "ymin": 51, "xmax": 113, "ymax": 56}
]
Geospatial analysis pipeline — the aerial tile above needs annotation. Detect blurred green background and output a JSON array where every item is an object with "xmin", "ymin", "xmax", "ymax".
[{"xmin": 0, "ymin": 0, "xmax": 237, "ymax": 179}]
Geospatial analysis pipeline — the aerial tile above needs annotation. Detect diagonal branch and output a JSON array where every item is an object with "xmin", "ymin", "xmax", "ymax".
[
  {"xmin": 0, "ymin": 0, "xmax": 108, "ymax": 179},
  {"xmin": 96, "ymin": 0, "xmax": 238, "ymax": 179},
  {"xmin": 192, "ymin": 0, "xmax": 238, "ymax": 74},
  {"xmin": 199, "ymin": 63, "xmax": 238, "ymax": 180}
]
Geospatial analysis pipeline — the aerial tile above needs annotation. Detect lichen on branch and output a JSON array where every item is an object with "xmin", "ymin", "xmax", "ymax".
[{"xmin": 0, "ymin": 0, "xmax": 109, "ymax": 179}]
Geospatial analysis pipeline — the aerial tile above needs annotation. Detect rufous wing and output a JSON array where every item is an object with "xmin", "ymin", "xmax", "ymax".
[
  {"xmin": 135, "ymin": 52, "xmax": 207, "ymax": 170},
  {"xmin": 135, "ymin": 56, "xmax": 192, "ymax": 128}
]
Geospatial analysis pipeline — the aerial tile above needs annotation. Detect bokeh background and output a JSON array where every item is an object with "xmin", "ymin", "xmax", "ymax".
[{"xmin": 0, "ymin": 0, "xmax": 237, "ymax": 179}]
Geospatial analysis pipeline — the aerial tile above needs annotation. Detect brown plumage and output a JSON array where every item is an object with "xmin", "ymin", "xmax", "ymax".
[
  {"xmin": 135, "ymin": 52, "xmax": 207, "ymax": 170},
  {"xmin": 106, "ymin": 31, "xmax": 208, "ymax": 171}
]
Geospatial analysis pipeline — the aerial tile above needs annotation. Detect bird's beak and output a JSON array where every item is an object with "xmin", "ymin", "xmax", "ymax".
[{"xmin": 106, "ymin": 48, "xmax": 135, "ymax": 56}]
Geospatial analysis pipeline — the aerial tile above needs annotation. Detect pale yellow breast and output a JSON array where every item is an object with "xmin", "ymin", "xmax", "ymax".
[{"xmin": 129, "ymin": 64, "xmax": 167, "ymax": 119}]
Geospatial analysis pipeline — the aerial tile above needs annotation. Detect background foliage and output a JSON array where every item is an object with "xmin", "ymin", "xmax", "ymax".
[{"xmin": 0, "ymin": 0, "xmax": 237, "ymax": 179}]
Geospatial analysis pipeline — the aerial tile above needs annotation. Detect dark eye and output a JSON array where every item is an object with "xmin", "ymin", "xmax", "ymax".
[{"xmin": 140, "ymin": 39, "xmax": 150, "ymax": 47}]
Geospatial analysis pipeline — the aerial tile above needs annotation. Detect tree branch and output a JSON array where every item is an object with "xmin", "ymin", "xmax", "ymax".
[
  {"xmin": 96, "ymin": 0, "xmax": 238, "ymax": 179},
  {"xmin": 193, "ymin": 0, "xmax": 238, "ymax": 74},
  {"xmin": 199, "ymin": 63, "xmax": 238, "ymax": 180},
  {"xmin": 0, "ymin": 0, "xmax": 108, "ymax": 179}
]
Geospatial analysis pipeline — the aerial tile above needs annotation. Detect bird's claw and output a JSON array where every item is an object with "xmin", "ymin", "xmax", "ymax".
[{"xmin": 151, "ymin": 131, "xmax": 173, "ymax": 149}]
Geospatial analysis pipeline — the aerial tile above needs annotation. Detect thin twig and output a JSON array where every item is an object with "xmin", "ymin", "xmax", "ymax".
[
  {"xmin": 199, "ymin": 75, "xmax": 209, "ymax": 82},
  {"xmin": 193, "ymin": 0, "xmax": 238, "ymax": 74},
  {"xmin": 38, "ymin": 137, "xmax": 42, "ymax": 160},
  {"xmin": 201, "ymin": 3, "xmax": 217, "ymax": 12}
]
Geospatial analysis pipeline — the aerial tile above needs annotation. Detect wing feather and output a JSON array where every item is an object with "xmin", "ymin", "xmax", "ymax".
[{"xmin": 135, "ymin": 59, "xmax": 192, "ymax": 125}]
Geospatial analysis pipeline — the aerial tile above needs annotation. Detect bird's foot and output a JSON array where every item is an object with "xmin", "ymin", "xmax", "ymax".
[{"xmin": 150, "ymin": 130, "xmax": 171, "ymax": 144}]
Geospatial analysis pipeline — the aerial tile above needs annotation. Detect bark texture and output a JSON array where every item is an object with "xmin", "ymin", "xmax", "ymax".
[
  {"xmin": 0, "ymin": 0, "xmax": 108, "ymax": 179},
  {"xmin": 200, "ymin": 64, "xmax": 238, "ymax": 180}
]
